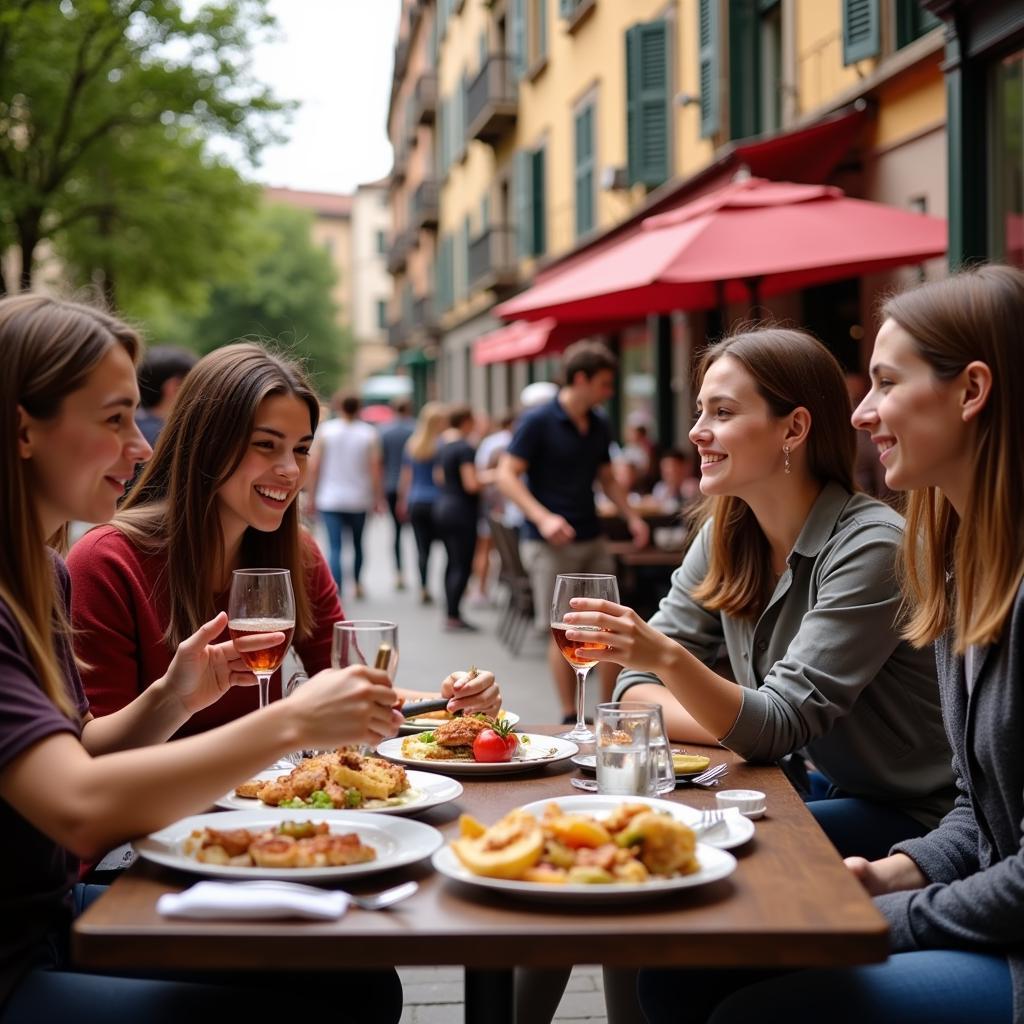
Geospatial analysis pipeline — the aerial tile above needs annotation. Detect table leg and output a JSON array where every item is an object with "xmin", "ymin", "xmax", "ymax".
[{"xmin": 464, "ymin": 966, "xmax": 515, "ymax": 1024}]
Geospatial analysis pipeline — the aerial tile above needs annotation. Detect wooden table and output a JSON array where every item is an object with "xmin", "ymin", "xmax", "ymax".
[{"xmin": 73, "ymin": 733, "xmax": 888, "ymax": 1023}]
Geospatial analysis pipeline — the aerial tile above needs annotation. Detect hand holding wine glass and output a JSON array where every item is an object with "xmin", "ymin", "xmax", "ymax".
[
  {"xmin": 227, "ymin": 568, "xmax": 296, "ymax": 709},
  {"xmin": 551, "ymin": 573, "xmax": 619, "ymax": 743}
]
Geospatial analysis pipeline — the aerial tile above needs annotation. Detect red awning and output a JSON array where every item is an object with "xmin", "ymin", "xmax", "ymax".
[
  {"xmin": 473, "ymin": 317, "xmax": 592, "ymax": 366},
  {"xmin": 495, "ymin": 177, "xmax": 947, "ymax": 323}
]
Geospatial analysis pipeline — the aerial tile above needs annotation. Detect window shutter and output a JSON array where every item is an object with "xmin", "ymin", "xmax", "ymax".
[
  {"xmin": 574, "ymin": 105, "xmax": 595, "ymax": 237},
  {"xmin": 698, "ymin": 0, "xmax": 720, "ymax": 138},
  {"xmin": 536, "ymin": 0, "xmax": 548, "ymax": 61},
  {"xmin": 515, "ymin": 148, "xmax": 533, "ymax": 258},
  {"xmin": 728, "ymin": 0, "xmax": 759, "ymax": 139},
  {"xmin": 510, "ymin": 0, "xmax": 526, "ymax": 79},
  {"xmin": 559, "ymin": 0, "xmax": 574, "ymax": 17},
  {"xmin": 626, "ymin": 20, "xmax": 669, "ymax": 188},
  {"xmin": 842, "ymin": 0, "xmax": 880, "ymax": 64},
  {"xmin": 531, "ymin": 145, "xmax": 546, "ymax": 256}
]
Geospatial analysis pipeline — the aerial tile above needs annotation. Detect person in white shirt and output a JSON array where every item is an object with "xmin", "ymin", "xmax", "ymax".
[{"xmin": 308, "ymin": 392, "xmax": 383, "ymax": 599}]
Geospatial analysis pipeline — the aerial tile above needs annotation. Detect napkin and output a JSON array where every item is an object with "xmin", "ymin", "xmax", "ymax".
[{"xmin": 157, "ymin": 881, "xmax": 350, "ymax": 921}]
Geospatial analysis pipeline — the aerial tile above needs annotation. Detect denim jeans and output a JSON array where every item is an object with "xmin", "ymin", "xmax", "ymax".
[
  {"xmin": 638, "ymin": 950, "xmax": 1012, "ymax": 1024},
  {"xmin": 320, "ymin": 509, "xmax": 367, "ymax": 589},
  {"xmin": 1, "ymin": 885, "xmax": 402, "ymax": 1024}
]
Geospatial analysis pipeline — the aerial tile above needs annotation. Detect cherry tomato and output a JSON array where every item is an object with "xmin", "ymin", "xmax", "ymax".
[{"xmin": 473, "ymin": 727, "xmax": 518, "ymax": 763}]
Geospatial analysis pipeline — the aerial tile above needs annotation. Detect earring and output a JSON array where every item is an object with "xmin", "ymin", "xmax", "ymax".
[{"xmin": 783, "ymin": 445, "xmax": 791, "ymax": 474}]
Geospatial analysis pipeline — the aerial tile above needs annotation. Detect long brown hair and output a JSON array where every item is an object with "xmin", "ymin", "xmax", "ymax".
[
  {"xmin": 689, "ymin": 327, "xmax": 856, "ymax": 619},
  {"xmin": 116, "ymin": 342, "xmax": 321, "ymax": 647},
  {"xmin": 407, "ymin": 401, "xmax": 449, "ymax": 461},
  {"xmin": 1, "ymin": 294, "xmax": 140, "ymax": 718},
  {"xmin": 884, "ymin": 265, "xmax": 1024, "ymax": 652}
]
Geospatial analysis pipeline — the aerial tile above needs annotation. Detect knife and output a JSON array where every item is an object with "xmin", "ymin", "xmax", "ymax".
[{"xmin": 400, "ymin": 697, "xmax": 452, "ymax": 719}]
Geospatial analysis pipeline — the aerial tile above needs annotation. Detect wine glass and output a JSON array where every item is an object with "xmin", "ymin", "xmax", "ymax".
[
  {"xmin": 550, "ymin": 573, "xmax": 620, "ymax": 744},
  {"xmin": 227, "ymin": 568, "xmax": 295, "ymax": 710}
]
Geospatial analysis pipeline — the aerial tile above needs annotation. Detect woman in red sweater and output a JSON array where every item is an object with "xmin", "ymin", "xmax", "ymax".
[{"xmin": 68, "ymin": 342, "xmax": 500, "ymax": 736}]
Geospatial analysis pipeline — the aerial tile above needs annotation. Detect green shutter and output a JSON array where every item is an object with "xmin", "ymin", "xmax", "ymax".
[
  {"xmin": 559, "ymin": 0, "xmax": 574, "ymax": 16},
  {"xmin": 531, "ymin": 145, "xmax": 546, "ymax": 256},
  {"xmin": 537, "ymin": 0, "xmax": 548, "ymax": 61},
  {"xmin": 698, "ymin": 0, "xmax": 720, "ymax": 138},
  {"xmin": 515, "ymin": 148, "xmax": 533, "ymax": 258},
  {"xmin": 510, "ymin": 0, "xmax": 526, "ymax": 79},
  {"xmin": 728, "ymin": 0, "xmax": 759, "ymax": 139},
  {"xmin": 896, "ymin": 0, "xmax": 941, "ymax": 49},
  {"xmin": 842, "ymin": 0, "xmax": 880, "ymax": 64},
  {"xmin": 626, "ymin": 20, "xmax": 670, "ymax": 188},
  {"xmin": 575, "ymin": 105, "xmax": 594, "ymax": 237}
]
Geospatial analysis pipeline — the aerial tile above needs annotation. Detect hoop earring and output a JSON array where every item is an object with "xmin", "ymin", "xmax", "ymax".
[{"xmin": 783, "ymin": 445, "xmax": 791, "ymax": 474}]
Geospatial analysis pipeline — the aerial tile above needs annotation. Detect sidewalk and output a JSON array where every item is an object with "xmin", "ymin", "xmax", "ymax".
[{"xmin": 317, "ymin": 515, "xmax": 610, "ymax": 1024}]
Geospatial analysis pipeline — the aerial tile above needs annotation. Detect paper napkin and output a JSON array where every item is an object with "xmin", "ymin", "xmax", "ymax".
[{"xmin": 156, "ymin": 881, "xmax": 349, "ymax": 921}]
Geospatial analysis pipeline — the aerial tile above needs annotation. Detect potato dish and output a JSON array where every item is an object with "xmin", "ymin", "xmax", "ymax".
[
  {"xmin": 183, "ymin": 820, "xmax": 377, "ymax": 869},
  {"xmin": 451, "ymin": 802, "xmax": 698, "ymax": 884},
  {"xmin": 235, "ymin": 748, "xmax": 411, "ymax": 809}
]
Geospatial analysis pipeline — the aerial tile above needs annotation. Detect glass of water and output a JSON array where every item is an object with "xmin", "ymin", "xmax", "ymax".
[
  {"xmin": 595, "ymin": 703, "xmax": 652, "ymax": 796},
  {"xmin": 613, "ymin": 701, "xmax": 676, "ymax": 795}
]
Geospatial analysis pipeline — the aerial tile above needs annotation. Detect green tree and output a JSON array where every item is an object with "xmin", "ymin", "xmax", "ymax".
[
  {"xmin": 148, "ymin": 201, "xmax": 353, "ymax": 396},
  {"xmin": 0, "ymin": 0, "xmax": 287, "ymax": 299}
]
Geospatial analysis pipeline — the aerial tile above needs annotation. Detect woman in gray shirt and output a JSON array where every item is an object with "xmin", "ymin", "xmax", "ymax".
[{"xmin": 564, "ymin": 328, "xmax": 954, "ymax": 859}]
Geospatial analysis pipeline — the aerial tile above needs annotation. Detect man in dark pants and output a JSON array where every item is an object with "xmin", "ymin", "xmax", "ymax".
[
  {"xmin": 379, "ymin": 397, "xmax": 415, "ymax": 591},
  {"xmin": 497, "ymin": 341, "xmax": 649, "ymax": 720}
]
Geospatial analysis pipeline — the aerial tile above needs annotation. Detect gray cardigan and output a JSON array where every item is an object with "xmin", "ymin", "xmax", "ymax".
[
  {"xmin": 882, "ymin": 579, "xmax": 1024, "ymax": 1021},
  {"xmin": 615, "ymin": 482, "xmax": 955, "ymax": 827}
]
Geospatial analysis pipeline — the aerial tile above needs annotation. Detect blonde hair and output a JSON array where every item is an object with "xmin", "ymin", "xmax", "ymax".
[
  {"xmin": 116, "ymin": 342, "xmax": 320, "ymax": 648},
  {"xmin": 689, "ymin": 328, "xmax": 855, "ymax": 619},
  {"xmin": 0, "ymin": 294, "xmax": 140, "ymax": 719},
  {"xmin": 407, "ymin": 401, "xmax": 449, "ymax": 461},
  {"xmin": 883, "ymin": 265, "xmax": 1024, "ymax": 652}
]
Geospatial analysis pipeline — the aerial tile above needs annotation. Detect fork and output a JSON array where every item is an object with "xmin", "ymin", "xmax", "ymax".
[
  {"xmin": 693, "ymin": 809, "xmax": 728, "ymax": 838},
  {"xmin": 232, "ymin": 879, "xmax": 418, "ymax": 911},
  {"xmin": 689, "ymin": 763, "xmax": 729, "ymax": 787}
]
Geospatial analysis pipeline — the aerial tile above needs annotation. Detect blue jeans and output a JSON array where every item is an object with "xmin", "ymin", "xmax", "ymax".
[
  {"xmin": 1, "ymin": 885, "xmax": 402, "ymax": 1024},
  {"xmin": 803, "ymin": 770, "xmax": 929, "ymax": 859},
  {"xmin": 321, "ymin": 510, "xmax": 367, "ymax": 589},
  {"xmin": 638, "ymin": 951, "xmax": 1012, "ymax": 1024}
]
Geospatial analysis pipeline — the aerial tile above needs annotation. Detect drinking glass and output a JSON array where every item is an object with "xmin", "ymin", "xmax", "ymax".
[
  {"xmin": 331, "ymin": 620, "xmax": 399, "ymax": 680},
  {"xmin": 601, "ymin": 700, "xmax": 676, "ymax": 795},
  {"xmin": 595, "ymin": 704, "xmax": 651, "ymax": 796},
  {"xmin": 550, "ymin": 573, "xmax": 620, "ymax": 744},
  {"xmin": 227, "ymin": 568, "xmax": 295, "ymax": 710}
]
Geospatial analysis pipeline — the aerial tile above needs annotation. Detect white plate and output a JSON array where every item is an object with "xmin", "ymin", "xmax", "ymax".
[
  {"xmin": 215, "ymin": 769, "xmax": 463, "ymax": 816},
  {"xmin": 376, "ymin": 734, "xmax": 579, "ymax": 776},
  {"xmin": 570, "ymin": 753, "xmax": 719, "ymax": 783},
  {"xmin": 400, "ymin": 710, "xmax": 521, "ymax": 735},
  {"xmin": 432, "ymin": 795, "xmax": 737, "ymax": 905},
  {"xmin": 135, "ymin": 810, "xmax": 443, "ymax": 882}
]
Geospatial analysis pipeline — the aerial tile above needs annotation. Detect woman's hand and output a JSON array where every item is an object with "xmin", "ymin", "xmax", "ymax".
[
  {"xmin": 286, "ymin": 666, "xmax": 403, "ymax": 749},
  {"xmin": 441, "ymin": 669, "xmax": 501, "ymax": 717},
  {"xmin": 563, "ymin": 599, "xmax": 680, "ymax": 675},
  {"xmin": 844, "ymin": 853, "xmax": 927, "ymax": 896},
  {"xmin": 161, "ymin": 612, "xmax": 285, "ymax": 717}
]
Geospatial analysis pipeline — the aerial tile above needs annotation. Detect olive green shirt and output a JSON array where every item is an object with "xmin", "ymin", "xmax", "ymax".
[{"xmin": 615, "ymin": 482, "xmax": 955, "ymax": 828}]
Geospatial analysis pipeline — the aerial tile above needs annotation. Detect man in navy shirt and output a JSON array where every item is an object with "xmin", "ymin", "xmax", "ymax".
[{"xmin": 497, "ymin": 341, "xmax": 648, "ymax": 721}]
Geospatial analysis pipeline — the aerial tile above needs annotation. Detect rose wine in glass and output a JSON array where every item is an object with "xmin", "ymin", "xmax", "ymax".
[
  {"xmin": 228, "ymin": 568, "xmax": 296, "ymax": 710},
  {"xmin": 550, "ymin": 573, "xmax": 619, "ymax": 744}
]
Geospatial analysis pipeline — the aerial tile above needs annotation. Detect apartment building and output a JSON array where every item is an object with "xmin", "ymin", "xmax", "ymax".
[{"xmin": 350, "ymin": 179, "xmax": 395, "ymax": 384}]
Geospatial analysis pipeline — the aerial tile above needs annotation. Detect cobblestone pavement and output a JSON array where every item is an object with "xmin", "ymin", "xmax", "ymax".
[{"xmin": 320, "ymin": 515, "xmax": 611, "ymax": 1024}]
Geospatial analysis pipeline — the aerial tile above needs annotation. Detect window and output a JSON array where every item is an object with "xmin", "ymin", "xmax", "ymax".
[
  {"xmin": 510, "ymin": 0, "xmax": 526, "ymax": 79},
  {"xmin": 626, "ymin": 19, "xmax": 670, "ymax": 188},
  {"xmin": 991, "ymin": 49, "xmax": 1023, "ymax": 267},
  {"xmin": 729, "ymin": 0, "xmax": 781, "ymax": 140},
  {"xmin": 515, "ymin": 144, "xmax": 547, "ymax": 257},
  {"xmin": 698, "ymin": 0, "xmax": 720, "ymax": 137},
  {"xmin": 574, "ymin": 103, "xmax": 596, "ymax": 237},
  {"xmin": 376, "ymin": 230, "xmax": 387, "ymax": 254},
  {"xmin": 895, "ymin": 0, "xmax": 941, "ymax": 49},
  {"xmin": 435, "ymin": 235, "xmax": 455, "ymax": 314},
  {"xmin": 530, "ymin": 0, "xmax": 548, "ymax": 67},
  {"xmin": 376, "ymin": 299, "xmax": 388, "ymax": 329},
  {"xmin": 842, "ymin": 0, "xmax": 880, "ymax": 65}
]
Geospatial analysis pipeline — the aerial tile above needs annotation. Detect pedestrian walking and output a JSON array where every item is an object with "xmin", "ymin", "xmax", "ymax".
[
  {"xmin": 379, "ymin": 396, "xmax": 415, "ymax": 591},
  {"xmin": 309, "ymin": 392, "xmax": 383, "ymax": 600}
]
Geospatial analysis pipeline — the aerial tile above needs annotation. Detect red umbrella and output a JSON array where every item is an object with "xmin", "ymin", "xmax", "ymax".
[{"xmin": 495, "ymin": 177, "xmax": 948, "ymax": 323}]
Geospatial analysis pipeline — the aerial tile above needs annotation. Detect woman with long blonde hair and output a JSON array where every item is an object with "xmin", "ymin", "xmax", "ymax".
[
  {"xmin": 640, "ymin": 265, "xmax": 1024, "ymax": 1024},
  {"xmin": 398, "ymin": 400, "xmax": 449, "ymax": 604},
  {"xmin": 0, "ymin": 294, "xmax": 403, "ymax": 1021}
]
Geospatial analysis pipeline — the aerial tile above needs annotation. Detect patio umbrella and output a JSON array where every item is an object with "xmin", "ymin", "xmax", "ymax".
[{"xmin": 495, "ymin": 177, "xmax": 948, "ymax": 324}]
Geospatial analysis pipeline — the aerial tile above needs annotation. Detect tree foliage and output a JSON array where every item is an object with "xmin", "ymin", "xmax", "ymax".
[
  {"xmin": 0, "ymin": 0, "xmax": 288, "ymax": 299},
  {"xmin": 145, "ymin": 200, "xmax": 353, "ymax": 396}
]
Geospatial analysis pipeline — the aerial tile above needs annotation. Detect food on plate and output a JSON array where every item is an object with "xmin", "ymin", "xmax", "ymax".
[
  {"xmin": 183, "ymin": 821, "xmax": 376, "ymax": 868},
  {"xmin": 400, "ymin": 714, "xmax": 520, "ymax": 762},
  {"xmin": 235, "ymin": 747, "xmax": 411, "ymax": 809},
  {"xmin": 451, "ymin": 802, "xmax": 698, "ymax": 884},
  {"xmin": 673, "ymin": 753, "xmax": 711, "ymax": 775},
  {"xmin": 472, "ymin": 719, "xmax": 519, "ymax": 763}
]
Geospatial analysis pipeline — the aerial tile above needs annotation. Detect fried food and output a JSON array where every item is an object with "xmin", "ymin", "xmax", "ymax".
[
  {"xmin": 400, "ymin": 715, "xmax": 503, "ymax": 762},
  {"xmin": 450, "ymin": 802, "xmax": 698, "ymax": 885},
  {"xmin": 184, "ymin": 821, "xmax": 376, "ymax": 869},
  {"xmin": 434, "ymin": 715, "xmax": 491, "ymax": 748},
  {"xmin": 235, "ymin": 748, "xmax": 410, "ymax": 809}
]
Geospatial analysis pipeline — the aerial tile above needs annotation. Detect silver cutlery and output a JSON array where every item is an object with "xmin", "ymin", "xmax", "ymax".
[
  {"xmin": 693, "ymin": 809, "xmax": 728, "ymax": 839},
  {"xmin": 688, "ymin": 763, "xmax": 729, "ymax": 787},
  {"xmin": 231, "ymin": 879, "xmax": 418, "ymax": 911}
]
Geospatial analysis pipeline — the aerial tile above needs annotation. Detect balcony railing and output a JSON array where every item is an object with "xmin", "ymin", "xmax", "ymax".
[
  {"xmin": 411, "ymin": 295, "xmax": 439, "ymax": 336},
  {"xmin": 412, "ymin": 179, "xmax": 439, "ymax": 230},
  {"xmin": 468, "ymin": 224, "xmax": 518, "ymax": 292},
  {"xmin": 412, "ymin": 71, "xmax": 437, "ymax": 125},
  {"xmin": 466, "ymin": 54, "xmax": 517, "ymax": 145},
  {"xmin": 386, "ymin": 229, "xmax": 415, "ymax": 275}
]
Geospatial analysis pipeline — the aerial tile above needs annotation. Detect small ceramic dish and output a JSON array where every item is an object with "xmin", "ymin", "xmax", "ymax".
[{"xmin": 715, "ymin": 789, "xmax": 767, "ymax": 819}]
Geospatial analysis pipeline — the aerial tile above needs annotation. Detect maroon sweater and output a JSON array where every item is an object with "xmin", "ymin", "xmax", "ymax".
[{"xmin": 67, "ymin": 525, "xmax": 342, "ymax": 737}]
